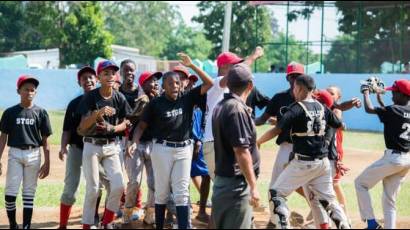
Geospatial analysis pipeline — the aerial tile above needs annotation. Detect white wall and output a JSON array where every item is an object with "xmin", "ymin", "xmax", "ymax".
[{"xmin": 11, "ymin": 48, "xmax": 60, "ymax": 69}]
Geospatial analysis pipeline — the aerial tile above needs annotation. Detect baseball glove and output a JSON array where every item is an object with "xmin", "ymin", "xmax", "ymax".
[
  {"xmin": 360, "ymin": 76, "xmax": 385, "ymax": 94},
  {"xmin": 127, "ymin": 95, "xmax": 150, "ymax": 124}
]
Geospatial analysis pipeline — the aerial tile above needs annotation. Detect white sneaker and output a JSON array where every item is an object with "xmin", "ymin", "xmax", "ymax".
[{"xmin": 131, "ymin": 208, "xmax": 145, "ymax": 221}]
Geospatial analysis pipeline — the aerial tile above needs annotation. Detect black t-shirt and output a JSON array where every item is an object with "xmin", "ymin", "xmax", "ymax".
[
  {"xmin": 213, "ymin": 93, "xmax": 260, "ymax": 177},
  {"xmin": 265, "ymin": 89, "xmax": 295, "ymax": 145},
  {"xmin": 119, "ymin": 85, "xmax": 140, "ymax": 109},
  {"xmin": 0, "ymin": 104, "xmax": 52, "ymax": 148},
  {"xmin": 78, "ymin": 88, "xmax": 132, "ymax": 139},
  {"xmin": 63, "ymin": 95, "xmax": 84, "ymax": 149},
  {"xmin": 141, "ymin": 86, "xmax": 202, "ymax": 142},
  {"xmin": 375, "ymin": 105, "xmax": 410, "ymax": 152},
  {"xmin": 277, "ymin": 100, "xmax": 342, "ymax": 157},
  {"xmin": 325, "ymin": 127, "xmax": 338, "ymax": 160},
  {"xmin": 246, "ymin": 87, "xmax": 270, "ymax": 119}
]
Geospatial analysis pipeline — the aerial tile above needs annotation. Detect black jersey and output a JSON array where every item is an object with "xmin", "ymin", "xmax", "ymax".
[
  {"xmin": 265, "ymin": 89, "xmax": 295, "ymax": 145},
  {"xmin": 63, "ymin": 95, "xmax": 84, "ymax": 148},
  {"xmin": 375, "ymin": 105, "xmax": 410, "ymax": 152},
  {"xmin": 246, "ymin": 87, "xmax": 270, "ymax": 119},
  {"xmin": 78, "ymin": 88, "xmax": 132, "ymax": 139},
  {"xmin": 0, "ymin": 104, "xmax": 52, "ymax": 148},
  {"xmin": 119, "ymin": 85, "xmax": 140, "ymax": 109},
  {"xmin": 277, "ymin": 100, "xmax": 342, "ymax": 157},
  {"xmin": 141, "ymin": 86, "xmax": 202, "ymax": 142}
]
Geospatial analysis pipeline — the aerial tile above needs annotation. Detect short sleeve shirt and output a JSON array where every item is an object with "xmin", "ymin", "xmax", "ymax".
[
  {"xmin": 0, "ymin": 104, "xmax": 52, "ymax": 148},
  {"xmin": 265, "ymin": 89, "xmax": 295, "ymax": 145},
  {"xmin": 119, "ymin": 85, "xmax": 141, "ymax": 109},
  {"xmin": 246, "ymin": 87, "xmax": 270, "ymax": 119},
  {"xmin": 63, "ymin": 95, "xmax": 84, "ymax": 148},
  {"xmin": 141, "ymin": 86, "xmax": 202, "ymax": 142},
  {"xmin": 77, "ymin": 88, "xmax": 132, "ymax": 139},
  {"xmin": 213, "ymin": 93, "xmax": 260, "ymax": 177},
  {"xmin": 375, "ymin": 105, "xmax": 410, "ymax": 152}
]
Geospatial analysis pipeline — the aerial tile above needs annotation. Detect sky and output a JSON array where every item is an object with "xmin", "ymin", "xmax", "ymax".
[{"xmin": 168, "ymin": 1, "xmax": 342, "ymax": 54}]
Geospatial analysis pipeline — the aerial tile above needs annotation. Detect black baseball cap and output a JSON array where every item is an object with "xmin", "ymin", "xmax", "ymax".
[
  {"xmin": 227, "ymin": 63, "xmax": 253, "ymax": 88},
  {"xmin": 77, "ymin": 66, "xmax": 96, "ymax": 81}
]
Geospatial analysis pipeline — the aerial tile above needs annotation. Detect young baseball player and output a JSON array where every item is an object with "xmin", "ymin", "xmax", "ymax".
[
  {"xmin": 58, "ymin": 67, "xmax": 98, "ymax": 229},
  {"xmin": 123, "ymin": 71, "xmax": 162, "ymax": 225},
  {"xmin": 129, "ymin": 53, "xmax": 213, "ymax": 229},
  {"xmin": 257, "ymin": 75, "xmax": 350, "ymax": 229},
  {"xmin": 77, "ymin": 60, "xmax": 132, "ymax": 229},
  {"xmin": 355, "ymin": 79, "xmax": 410, "ymax": 229},
  {"xmin": 0, "ymin": 75, "xmax": 52, "ymax": 229}
]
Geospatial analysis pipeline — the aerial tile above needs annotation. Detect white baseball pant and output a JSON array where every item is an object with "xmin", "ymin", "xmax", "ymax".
[
  {"xmin": 203, "ymin": 141, "xmax": 215, "ymax": 180},
  {"xmin": 355, "ymin": 149, "xmax": 410, "ymax": 229},
  {"xmin": 81, "ymin": 141, "xmax": 125, "ymax": 225}
]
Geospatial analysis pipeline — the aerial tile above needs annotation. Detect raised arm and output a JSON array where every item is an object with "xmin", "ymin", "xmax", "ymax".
[
  {"xmin": 243, "ymin": 46, "xmax": 264, "ymax": 66},
  {"xmin": 177, "ymin": 52, "xmax": 214, "ymax": 95},
  {"xmin": 362, "ymin": 90, "xmax": 378, "ymax": 114}
]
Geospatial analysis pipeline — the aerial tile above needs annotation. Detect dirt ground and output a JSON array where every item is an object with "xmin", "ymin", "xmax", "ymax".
[{"xmin": 0, "ymin": 145, "xmax": 409, "ymax": 229}]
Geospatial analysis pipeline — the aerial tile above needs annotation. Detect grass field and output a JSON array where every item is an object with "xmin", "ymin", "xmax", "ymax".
[{"xmin": 1, "ymin": 110, "xmax": 410, "ymax": 223}]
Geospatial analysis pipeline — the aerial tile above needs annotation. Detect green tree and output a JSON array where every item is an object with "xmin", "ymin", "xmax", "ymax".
[
  {"xmin": 102, "ymin": 1, "xmax": 181, "ymax": 57},
  {"xmin": 161, "ymin": 25, "xmax": 212, "ymax": 60},
  {"xmin": 193, "ymin": 1, "xmax": 273, "ymax": 61},
  {"xmin": 0, "ymin": 2, "xmax": 25, "ymax": 52},
  {"xmin": 60, "ymin": 2, "xmax": 113, "ymax": 66}
]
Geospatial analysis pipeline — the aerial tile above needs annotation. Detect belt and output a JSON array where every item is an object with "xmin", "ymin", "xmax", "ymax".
[
  {"xmin": 16, "ymin": 146, "xmax": 37, "ymax": 150},
  {"xmin": 84, "ymin": 137, "xmax": 116, "ymax": 146},
  {"xmin": 294, "ymin": 153, "xmax": 326, "ymax": 161},
  {"xmin": 155, "ymin": 139, "xmax": 192, "ymax": 148},
  {"xmin": 391, "ymin": 150, "xmax": 409, "ymax": 155}
]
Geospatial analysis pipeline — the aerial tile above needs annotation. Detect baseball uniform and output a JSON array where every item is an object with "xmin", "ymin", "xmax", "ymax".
[
  {"xmin": 270, "ymin": 99, "xmax": 349, "ymax": 229},
  {"xmin": 355, "ymin": 105, "xmax": 410, "ymax": 229},
  {"xmin": 141, "ymin": 86, "xmax": 204, "ymax": 229},
  {"xmin": 1, "ymin": 104, "xmax": 52, "ymax": 229},
  {"xmin": 78, "ymin": 87, "xmax": 132, "ymax": 227}
]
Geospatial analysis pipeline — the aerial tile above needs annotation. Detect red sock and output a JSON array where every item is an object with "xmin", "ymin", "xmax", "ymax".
[
  {"xmin": 102, "ymin": 208, "xmax": 116, "ymax": 226},
  {"xmin": 83, "ymin": 224, "xmax": 91, "ymax": 229},
  {"xmin": 120, "ymin": 192, "xmax": 126, "ymax": 208},
  {"xmin": 59, "ymin": 203, "xmax": 72, "ymax": 228},
  {"xmin": 320, "ymin": 223, "xmax": 329, "ymax": 229},
  {"xmin": 136, "ymin": 190, "xmax": 143, "ymax": 209}
]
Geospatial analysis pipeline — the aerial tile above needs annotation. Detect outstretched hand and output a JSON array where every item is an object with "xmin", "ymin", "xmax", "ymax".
[{"xmin": 177, "ymin": 52, "xmax": 193, "ymax": 68}]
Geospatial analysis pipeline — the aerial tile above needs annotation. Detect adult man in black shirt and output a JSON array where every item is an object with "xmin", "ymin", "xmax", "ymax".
[
  {"xmin": 212, "ymin": 63, "xmax": 260, "ymax": 229},
  {"xmin": 77, "ymin": 60, "xmax": 132, "ymax": 229},
  {"xmin": 355, "ymin": 79, "xmax": 410, "ymax": 229},
  {"xmin": 257, "ymin": 75, "xmax": 349, "ymax": 229},
  {"xmin": 58, "ymin": 66, "xmax": 98, "ymax": 229},
  {"xmin": 130, "ymin": 53, "xmax": 213, "ymax": 229},
  {"xmin": 246, "ymin": 87, "xmax": 270, "ymax": 119},
  {"xmin": 0, "ymin": 75, "xmax": 52, "ymax": 229}
]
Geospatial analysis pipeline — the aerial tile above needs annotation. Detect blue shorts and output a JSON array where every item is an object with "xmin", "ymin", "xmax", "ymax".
[{"xmin": 190, "ymin": 148, "xmax": 209, "ymax": 177}]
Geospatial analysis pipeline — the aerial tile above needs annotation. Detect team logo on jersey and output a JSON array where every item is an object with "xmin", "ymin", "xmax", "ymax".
[
  {"xmin": 166, "ymin": 108, "xmax": 183, "ymax": 118},
  {"xmin": 16, "ymin": 118, "xmax": 35, "ymax": 125},
  {"xmin": 404, "ymin": 113, "xmax": 410, "ymax": 118}
]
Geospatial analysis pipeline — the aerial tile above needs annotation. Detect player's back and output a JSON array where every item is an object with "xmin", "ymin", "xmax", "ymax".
[{"xmin": 376, "ymin": 104, "xmax": 410, "ymax": 152}]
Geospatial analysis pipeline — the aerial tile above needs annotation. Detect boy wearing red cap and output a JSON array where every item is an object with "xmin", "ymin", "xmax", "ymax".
[
  {"xmin": 355, "ymin": 79, "xmax": 410, "ymax": 229},
  {"xmin": 0, "ymin": 75, "xmax": 52, "ymax": 229},
  {"xmin": 123, "ymin": 71, "xmax": 162, "ymax": 226},
  {"xmin": 77, "ymin": 60, "xmax": 132, "ymax": 229},
  {"xmin": 58, "ymin": 67, "xmax": 99, "ymax": 229}
]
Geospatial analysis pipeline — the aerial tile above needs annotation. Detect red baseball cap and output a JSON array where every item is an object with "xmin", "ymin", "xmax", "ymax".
[
  {"xmin": 139, "ymin": 71, "xmax": 163, "ymax": 86},
  {"xmin": 96, "ymin": 60, "xmax": 119, "ymax": 76},
  {"xmin": 189, "ymin": 74, "xmax": 199, "ymax": 82},
  {"xmin": 286, "ymin": 62, "xmax": 305, "ymax": 76},
  {"xmin": 77, "ymin": 66, "xmax": 96, "ymax": 81},
  {"xmin": 173, "ymin": 65, "xmax": 190, "ymax": 79},
  {"xmin": 17, "ymin": 75, "xmax": 39, "ymax": 89},
  {"xmin": 314, "ymin": 90, "xmax": 334, "ymax": 108},
  {"xmin": 386, "ymin": 79, "xmax": 410, "ymax": 96},
  {"xmin": 216, "ymin": 52, "xmax": 244, "ymax": 68}
]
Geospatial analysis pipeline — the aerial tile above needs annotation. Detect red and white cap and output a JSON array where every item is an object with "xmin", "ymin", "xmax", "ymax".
[
  {"xmin": 189, "ymin": 74, "xmax": 199, "ymax": 82},
  {"xmin": 96, "ymin": 60, "xmax": 119, "ymax": 76},
  {"xmin": 314, "ymin": 89, "xmax": 334, "ymax": 108},
  {"xmin": 173, "ymin": 65, "xmax": 190, "ymax": 78},
  {"xmin": 385, "ymin": 79, "xmax": 410, "ymax": 96},
  {"xmin": 17, "ymin": 75, "xmax": 39, "ymax": 89},
  {"xmin": 286, "ymin": 62, "xmax": 305, "ymax": 76},
  {"xmin": 138, "ymin": 71, "xmax": 163, "ymax": 86},
  {"xmin": 216, "ymin": 52, "xmax": 244, "ymax": 68}
]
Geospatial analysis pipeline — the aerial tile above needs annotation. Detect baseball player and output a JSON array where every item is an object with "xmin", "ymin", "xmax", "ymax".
[
  {"xmin": 58, "ymin": 67, "xmax": 99, "ymax": 229},
  {"xmin": 129, "ymin": 53, "xmax": 213, "ymax": 229},
  {"xmin": 257, "ymin": 74, "xmax": 350, "ymax": 229},
  {"xmin": 77, "ymin": 60, "xmax": 132, "ymax": 229},
  {"xmin": 0, "ymin": 75, "xmax": 52, "ymax": 229},
  {"xmin": 123, "ymin": 71, "xmax": 162, "ymax": 225},
  {"xmin": 355, "ymin": 79, "xmax": 410, "ymax": 229}
]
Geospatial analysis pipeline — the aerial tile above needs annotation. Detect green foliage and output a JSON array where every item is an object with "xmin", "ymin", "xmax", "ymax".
[
  {"xmin": 193, "ymin": 1, "xmax": 273, "ymax": 60},
  {"xmin": 60, "ymin": 2, "xmax": 113, "ymax": 65},
  {"xmin": 161, "ymin": 26, "xmax": 212, "ymax": 60},
  {"xmin": 102, "ymin": 1, "xmax": 181, "ymax": 57}
]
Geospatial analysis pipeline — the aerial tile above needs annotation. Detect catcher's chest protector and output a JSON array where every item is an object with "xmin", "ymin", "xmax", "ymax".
[{"xmin": 291, "ymin": 101, "xmax": 326, "ymax": 137}]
